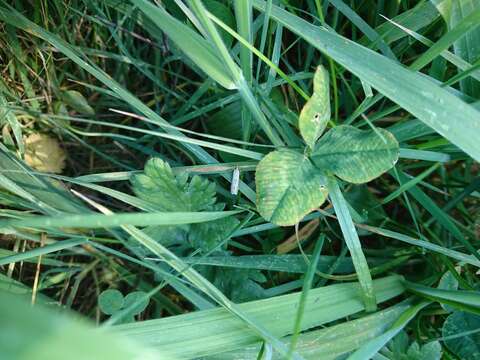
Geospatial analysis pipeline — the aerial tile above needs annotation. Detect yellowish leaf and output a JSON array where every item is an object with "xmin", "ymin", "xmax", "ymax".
[{"xmin": 24, "ymin": 133, "xmax": 66, "ymax": 174}]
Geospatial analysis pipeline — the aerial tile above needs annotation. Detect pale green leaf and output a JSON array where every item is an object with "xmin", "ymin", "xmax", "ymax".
[
  {"xmin": 312, "ymin": 125, "xmax": 399, "ymax": 184},
  {"xmin": 255, "ymin": 149, "xmax": 328, "ymax": 226},
  {"xmin": 299, "ymin": 66, "xmax": 330, "ymax": 148}
]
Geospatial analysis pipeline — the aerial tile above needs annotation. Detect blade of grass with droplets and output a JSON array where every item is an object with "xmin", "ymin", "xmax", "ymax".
[
  {"xmin": 347, "ymin": 301, "xmax": 430, "ymax": 360},
  {"xmin": 214, "ymin": 301, "xmax": 412, "ymax": 360},
  {"xmin": 115, "ymin": 276, "xmax": 405, "ymax": 359},
  {"xmin": 252, "ymin": 0, "xmax": 480, "ymax": 162}
]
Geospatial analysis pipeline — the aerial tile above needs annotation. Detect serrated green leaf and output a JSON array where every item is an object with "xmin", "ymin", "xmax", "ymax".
[
  {"xmin": 299, "ymin": 66, "xmax": 330, "ymax": 148},
  {"xmin": 406, "ymin": 341, "xmax": 442, "ymax": 360},
  {"xmin": 206, "ymin": 264, "xmax": 266, "ymax": 302},
  {"xmin": 255, "ymin": 149, "xmax": 328, "ymax": 226},
  {"xmin": 131, "ymin": 157, "xmax": 238, "ymax": 255},
  {"xmin": 442, "ymin": 311, "xmax": 480, "ymax": 360},
  {"xmin": 190, "ymin": 216, "xmax": 239, "ymax": 252},
  {"xmin": 137, "ymin": 226, "xmax": 187, "ymax": 254},
  {"xmin": 131, "ymin": 158, "xmax": 216, "ymax": 212},
  {"xmin": 312, "ymin": 125, "xmax": 399, "ymax": 184},
  {"xmin": 99, "ymin": 289, "xmax": 124, "ymax": 315}
]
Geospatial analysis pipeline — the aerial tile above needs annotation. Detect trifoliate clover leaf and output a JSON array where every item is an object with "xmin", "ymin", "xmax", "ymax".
[{"xmin": 123, "ymin": 291, "xmax": 150, "ymax": 316}]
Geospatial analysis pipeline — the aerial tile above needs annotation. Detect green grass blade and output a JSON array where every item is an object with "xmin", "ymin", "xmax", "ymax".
[
  {"xmin": 410, "ymin": 8, "xmax": 480, "ymax": 71},
  {"xmin": 287, "ymin": 236, "xmax": 324, "ymax": 358},
  {"xmin": 405, "ymin": 281, "xmax": 480, "ymax": 314},
  {"xmin": 395, "ymin": 171, "xmax": 480, "ymax": 261},
  {"xmin": 358, "ymin": 224, "xmax": 480, "ymax": 268},
  {"xmin": 0, "ymin": 210, "xmax": 241, "ymax": 230},
  {"xmin": 327, "ymin": 177, "xmax": 376, "ymax": 312},
  {"xmin": 383, "ymin": 16, "xmax": 480, "ymax": 82},
  {"xmin": 0, "ymin": 238, "xmax": 87, "ymax": 266},
  {"xmin": 329, "ymin": 0, "xmax": 396, "ymax": 59},
  {"xmin": 433, "ymin": 0, "xmax": 480, "ymax": 96},
  {"xmin": 130, "ymin": 0, "xmax": 235, "ymax": 90}
]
